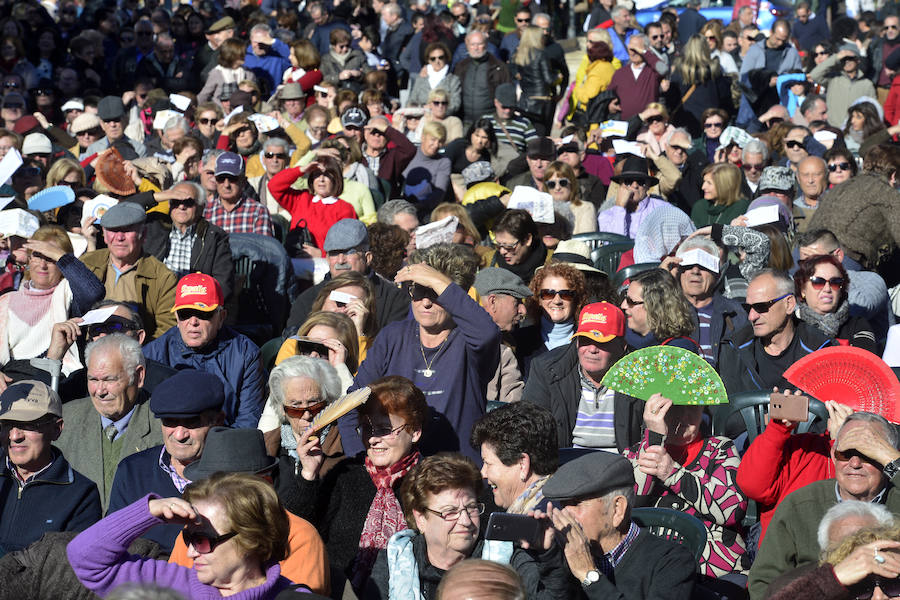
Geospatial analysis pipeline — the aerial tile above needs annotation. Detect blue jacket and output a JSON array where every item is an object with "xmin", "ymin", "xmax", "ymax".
[
  {"xmin": 143, "ymin": 326, "xmax": 265, "ymax": 429},
  {"xmin": 341, "ymin": 283, "xmax": 501, "ymax": 462},
  {"xmin": 689, "ymin": 293, "xmax": 749, "ymax": 369},
  {"xmin": 107, "ymin": 445, "xmax": 181, "ymax": 554},
  {"xmin": 244, "ymin": 39, "xmax": 292, "ymax": 93},
  {"xmin": 311, "ymin": 19, "xmax": 352, "ymax": 56},
  {"xmin": 0, "ymin": 447, "xmax": 101, "ymax": 554}
]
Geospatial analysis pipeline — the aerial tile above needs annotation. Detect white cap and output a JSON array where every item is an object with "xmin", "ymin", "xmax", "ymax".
[
  {"xmin": 22, "ymin": 133, "xmax": 52, "ymax": 155},
  {"xmin": 61, "ymin": 99, "xmax": 84, "ymax": 112}
]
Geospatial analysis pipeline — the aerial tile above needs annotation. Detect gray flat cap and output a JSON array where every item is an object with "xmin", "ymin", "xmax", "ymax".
[
  {"xmin": 99, "ymin": 201, "xmax": 146, "ymax": 228},
  {"xmin": 542, "ymin": 451, "xmax": 635, "ymax": 502},
  {"xmin": 474, "ymin": 267, "xmax": 532, "ymax": 299},
  {"xmin": 324, "ymin": 218, "xmax": 369, "ymax": 252}
]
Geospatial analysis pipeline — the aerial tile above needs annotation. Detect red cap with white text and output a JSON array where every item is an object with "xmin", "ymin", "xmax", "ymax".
[
  {"xmin": 571, "ymin": 302, "xmax": 626, "ymax": 343},
  {"xmin": 171, "ymin": 273, "xmax": 223, "ymax": 312}
]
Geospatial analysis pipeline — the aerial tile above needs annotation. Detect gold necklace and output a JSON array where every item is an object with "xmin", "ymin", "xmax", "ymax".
[{"xmin": 419, "ymin": 332, "xmax": 449, "ymax": 378}]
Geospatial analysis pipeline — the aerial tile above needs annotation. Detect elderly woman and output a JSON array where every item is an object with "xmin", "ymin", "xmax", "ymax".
[
  {"xmin": 470, "ymin": 402, "xmax": 558, "ymax": 513},
  {"xmin": 0, "ymin": 225, "xmax": 103, "ymax": 380},
  {"xmin": 624, "ymin": 393, "xmax": 747, "ymax": 577},
  {"xmin": 824, "ymin": 146, "xmax": 857, "ymax": 188},
  {"xmin": 321, "ymin": 28, "xmax": 369, "ymax": 92},
  {"xmin": 620, "ymin": 268, "xmax": 697, "ymax": 351},
  {"xmin": 408, "ymin": 43, "xmax": 461, "ymax": 115},
  {"xmin": 292, "ymin": 375, "xmax": 427, "ymax": 590},
  {"xmin": 345, "ymin": 243, "xmax": 499, "ymax": 463},
  {"xmin": 46, "ymin": 158, "xmax": 85, "ymax": 189},
  {"xmin": 542, "ymin": 162, "xmax": 596, "ymax": 235},
  {"xmin": 364, "ymin": 453, "xmax": 570, "ymax": 599},
  {"xmin": 487, "ymin": 209, "xmax": 552, "ymax": 284},
  {"xmin": 794, "ymin": 254, "xmax": 876, "ymax": 352},
  {"xmin": 526, "ymin": 262, "xmax": 586, "ymax": 358},
  {"xmin": 267, "ymin": 154, "xmax": 358, "ymax": 255},
  {"xmin": 692, "ymin": 163, "xmax": 750, "ymax": 228},
  {"xmin": 67, "ymin": 473, "xmax": 294, "ymax": 598},
  {"xmin": 403, "ymin": 121, "xmax": 451, "ymax": 216}
]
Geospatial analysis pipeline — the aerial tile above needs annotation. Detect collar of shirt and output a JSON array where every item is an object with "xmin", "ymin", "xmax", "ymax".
[
  {"xmin": 170, "ymin": 223, "xmax": 197, "ymax": 240},
  {"xmin": 630, "ymin": 62, "xmax": 645, "ymax": 78},
  {"xmin": 312, "ymin": 195, "xmax": 339, "ymax": 205},
  {"xmin": 579, "ymin": 365, "xmax": 606, "ymax": 392},
  {"xmin": 158, "ymin": 446, "xmax": 192, "ymax": 493},
  {"xmin": 6, "ymin": 453, "xmax": 55, "ymax": 486},
  {"xmin": 100, "ymin": 405, "xmax": 138, "ymax": 440},
  {"xmin": 604, "ymin": 521, "xmax": 641, "ymax": 569},
  {"xmin": 213, "ymin": 195, "xmax": 247, "ymax": 213},
  {"xmin": 834, "ymin": 481, "xmax": 888, "ymax": 504}
]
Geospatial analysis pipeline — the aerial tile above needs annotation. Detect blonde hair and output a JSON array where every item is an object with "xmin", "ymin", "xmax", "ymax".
[
  {"xmin": 513, "ymin": 26, "xmax": 544, "ymax": 66},
  {"xmin": 644, "ymin": 102, "xmax": 669, "ymax": 122},
  {"xmin": 422, "ymin": 120, "xmax": 447, "ymax": 143},
  {"xmin": 46, "ymin": 158, "xmax": 85, "ymax": 188},
  {"xmin": 702, "ymin": 162, "xmax": 743, "ymax": 207},
  {"xmin": 675, "ymin": 35, "xmax": 722, "ymax": 86}
]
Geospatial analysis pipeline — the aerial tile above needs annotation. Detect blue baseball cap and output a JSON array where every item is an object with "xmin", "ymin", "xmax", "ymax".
[{"xmin": 215, "ymin": 152, "xmax": 244, "ymax": 177}]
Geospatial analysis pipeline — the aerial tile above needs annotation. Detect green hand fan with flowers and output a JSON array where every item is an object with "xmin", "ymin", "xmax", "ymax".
[{"xmin": 600, "ymin": 346, "xmax": 728, "ymax": 405}]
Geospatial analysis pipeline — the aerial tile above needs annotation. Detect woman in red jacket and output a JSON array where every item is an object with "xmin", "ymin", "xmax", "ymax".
[{"xmin": 267, "ymin": 154, "xmax": 357, "ymax": 255}]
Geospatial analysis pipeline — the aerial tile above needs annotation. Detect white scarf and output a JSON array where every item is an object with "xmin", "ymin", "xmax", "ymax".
[
  {"xmin": 312, "ymin": 195, "xmax": 339, "ymax": 205},
  {"xmin": 426, "ymin": 63, "xmax": 449, "ymax": 88}
]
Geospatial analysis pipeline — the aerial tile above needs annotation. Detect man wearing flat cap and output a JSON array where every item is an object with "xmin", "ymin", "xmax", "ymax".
[
  {"xmin": 191, "ymin": 16, "xmax": 237, "ymax": 88},
  {"xmin": 523, "ymin": 303, "xmax": 643, "ymax": 451},
  {"xmin": 106, "ymin": 369, "xmax": 225, "ymax": 554},
  {"xmin": 486, "ymin": 82, "xmax": 537, "ymax": 160},
  {"xmin": 84, "ymin": 96, "xmax": 147, "ymax": 159},
  {"xmin": 474, "ymin": 267, "xmax": 529, "ymax": 403},
  {"xmin": 536, "ymin": 451, "xmax": 696, "ymax": 599},
  {"xmin": 0, "ymin": 380, "xmax": 101, "ymax": 553},
  {"xmin": 79, "ymin": 201, "xmax": 177, "ymax": 341}
]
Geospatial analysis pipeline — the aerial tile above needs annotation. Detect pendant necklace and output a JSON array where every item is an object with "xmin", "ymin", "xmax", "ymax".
[{"xmin": 419, "ymin": 333, "xmax": 448, "ymax": 378}]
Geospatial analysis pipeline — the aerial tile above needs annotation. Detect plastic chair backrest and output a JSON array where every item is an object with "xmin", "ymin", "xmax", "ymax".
[
  {"xmin": 260, "ymin": 337, "xmax": 284, "ymax": 372},
  {"xmin": 573, "ymin": 232, "xmax": 634, "ymax": 249},
  {"xmin": 592, "ymin": 241, "xmax": 635, "ymax": 274},
  {"xmin": 612, "ymin": 262, "xmax": 660, "ymax": 290},
  {"xmin": 631, "ymin": 507, "xmax": 708, "ymax": 565},
  {"xmin": 710, "ymin": 391, "xmax": 830, "ymax": 444}
]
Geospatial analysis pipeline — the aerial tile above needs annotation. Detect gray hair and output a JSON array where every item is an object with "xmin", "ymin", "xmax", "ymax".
[
  {"xmin": 85, "ymin": 334, "xmax": 146, "ymax": 385},
  {"xmin": 466, "ymin": 30, "xmax": 486, "ymax": 44},
  {"xmin": 163, "ymin": 116, "xmax": 191, "ymax": 136},
  {"xmin": 532, "ymin": 12, "xmax": 551, "ymax": 24},
  {"xmin": 203, "ymin": 149, "xmax": 224, "ymax": 168},
  {"xmin": 749, "ymin": 269, "xmax": 794, "ymax": 297},
  {"xmin": 174, "ymin": 180, "xmax": 208, "ymax": 209},
  {"xmin": 250, "ymin": 23, "xmax": 272, "ymax": 37},
  {"xmin": 629, "ymin": 32, "xmax": 647, "ymax": 46},
  {"xmin": 838, "ymin": 412, "xmax": 900, "ymax": 448},
  {"xmin": 677, "ymin": 235, "xmax": 723, "ymax": 260},
  {"xmin": 611, "ymin": 5, "xmax": 631, "ymax": 19},
  {"xmin": 743, "ymin": 139, "xmax": 769, "ymax": 163},
  {"xmin": 384, "ymin": 2, "xmax": 403, "ymax": 18},
  {"xmin": 264, "ymin": 137, "xmax": 290, "ymax": 154},
  {"xmin": 377, "ymin": 199, "xmax": 417, "ymax": 225},
  {"xmin": 816, "ymin": 500, "xmax": 894, "ymax": 551},
  {"xmin": 267, "ymin": 356, "xmax": 342, "ymax": 424}
]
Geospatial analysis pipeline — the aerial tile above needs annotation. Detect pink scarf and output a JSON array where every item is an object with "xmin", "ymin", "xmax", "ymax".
[
  {"xmin": 9, "ymin": 282, "xmax": 56, "ymax": 326},
  {"xmin": 351, "ymin": 450, "xmax": 421, "ymax": 589}
]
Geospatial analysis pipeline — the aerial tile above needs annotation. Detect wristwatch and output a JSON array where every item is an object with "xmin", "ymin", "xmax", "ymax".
[
  {"xmin": 581, "ymin": 569, "xmax": 601, "ymax": 587},
  {"xmin": 883, "ymin": 457, "xmax": 900, "ymax": 480}
]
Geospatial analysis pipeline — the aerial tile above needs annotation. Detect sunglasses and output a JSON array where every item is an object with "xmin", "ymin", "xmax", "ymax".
[
  {"xmin": 264, "ymin": 152, "xmax": 287, "ymax": 160},
  {"xmin": 516, "ymin": 17, "xmax": 530, "ymax": 22},
  {"xmin": 742, "ymin": 292, "xmax": 792, "ymax": 314},
  {"xmin": 814, "ymin": 50, "xmax": 829, "ymax": 56},
  {"xmin": 742, "ymin": 163, "xmax": 764, "ymax": 172},
  {"xmin": 3, "ymin": 82, "xmax": 19, "ymax": 89},
  {"xmin": 176, "ymin": 309, "xmax": 217, "ymax": 321},
  {"xmin": 428, "ymin": 55, "xmax": 446, "ymax": 62},
  {"xmin": 887, "ymin": 24, "xmax": 900, "ymax": 30},
  {"xmin": 649, "ymin": 34, "xmax": 662, "ymax": 40},
  {"xmin": 840, "ymin": 55, "xmax": 859, "ymax": 63},
  {"xmin": 623, "ymin": 295, "xmax": 644, "ymax": 307},
  {"xmin": 0, "ymin": 417, "xmax": 59, "ymax": 432},
  {"xmin": 809, "ymin": 276, "xmax": 844, "ymax": 290},
  {"xmin": 539, "ymin": 288, "xmax": 575, "ymax": 301},
  {"xmin": 545, "ymin": 178, "xmax": 570, "ymax": 190},
  {"xmin": 828, "ymin": 162, "xmax": 851, "ymax": 172},
  {"xmin": 785, "ymin": 140, "xmax": 805, "ymax": 150},
  {"xmin": 366, "ymin": 128, "xmax": 385, "ymax": 137},
  {"xmin": 849, "ymin": 575, "xmax": 900, "ymax": 600},
  {"xmin": 215, "ymin": 174, "xmax": 239, "ymax": 183},
  {"xmin": 182, "ymin": 528, "xmax": 237, "ymax": 554},
  {"xmin": 169, "ymin": 198, "xmax": 196, "ymax": 209},
  {"xmin": 704, "ymin": 121, "xmax": 724, "ymax": 129},
  {"xmin": 77, "ymin": 127, "xmax": 103, "ymax": 137},
  {"xmin": 34, "ymin": 88, "xmax": 53, "ymax": 96},
  {"xmin": 59, "ymin": 179, "xmax": 81, "ymax": 188},
  {"xmin": 432, "ymin": 100, "xmax": 448, "ymax": 106},
  {"xmin": 102, "ymin": 117, "xmax": 122, "ymax": 124},
  {"xmin": 197, "ymin": 117, "xmax": 216, "ymax": 125},
  {"xmin": 766, "ymin": 117, "xmax": 785, "ymax": 126},
  {"xmin": 283, "ymin": 400, "xmax": 327, "ymax": 419},
  {"xmin": 646, "ymin": 114, "xmax": 665, "ymax": 124},
  {"xmin": 622, "ymin": 178, "xmax": 646, "ymax": 187},
  {"xmin": 87, "ymin": 318, "xmax": 137, "ymax": 338},
  {"xmin": 408, "ymin": 282, "xmax": 439, "ymax": 302},
  {"xmin": 493, "ymin": 240, "xmax": 520, "ymax": 251},
  {"xmin": 317, "ymin": 91, "xmax": 330, "ymax": 98}
]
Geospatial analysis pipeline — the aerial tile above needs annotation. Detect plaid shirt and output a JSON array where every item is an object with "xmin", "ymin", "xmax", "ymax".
[
  {"xmin": 203, "ymin": 195, "xmax": 274, "ymax": 237},
  {"xmin": 164, "ymin": 223, "xmax": 196, "ymax": 279},
  {"xmin": 158, "ymin": 447, "xmax": 191, "ymax": 493},
  {"xmin": 599, "ymin": 521, "xmax": 641, "ymax": 576}
]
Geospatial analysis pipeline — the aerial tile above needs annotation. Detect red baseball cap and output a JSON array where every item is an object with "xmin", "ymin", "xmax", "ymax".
[
  {"xmin": 572, "ymin": 302, "xmax": 626, "ymax": 343},
  {"xmin": 172, "ymin": 273, "xmax": 223, "ymax": 312}
]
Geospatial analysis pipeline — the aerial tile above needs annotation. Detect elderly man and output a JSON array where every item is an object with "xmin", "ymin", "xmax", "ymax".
[
  {"xmin": 143, "ymin": 181, "xmax": 234, "ymax": 300},
  {"xmin": 473, "ymin": 267, "xmax": 528, "ymax": 404},
  {"xmin": 202, "ymin": 151, "xmax": 275, "ymax": 237},
  {"xmin": 377, "ymin": 199, "xmax": 419, "ymax": 256},
  {"xmin": 79, "ymin": 202, "xmax": 177, "ymax": 341},
  {"xmin": 143, "ymin": 273, "xmax": 264, "ymax": 429},
  {"xmin": 0, "ymin": 380, "xmax": 101, "ymax": 552},
  {"xmin": 143, "ymin": 116, "xmax": 190, "ymax": 164},
  {"xmin": 870, "ymin": 15, "xmax": 900, "ymax": 105},
  {"xmin": 55, "ymin": 334, "xmax": 163, "ymax": 510},
  {"xmin": 84, "ymin": 96, "xmax": 146, "ymax": 158},
  {"xmin": 454, "ymin": 31, "xmax": 512, "ymax": 127},
  {"xmin": 244, "ymin": 23, "xmax": 291, "ymax": 93},
  {"xmin": 741, "ymin": 139, "xmax": 769, "ymax": 197},
  {"xmin": 523, "ymin": 303, "xmax": 643, "ymax": 450},
  {"xmin": 809, "ymin": 44, "xmax": 876, "ymax": 128},
  {"xmin": 596, "ymin": 156, "xmax": 668, "ymax": 239},
  {"xmin": 107, "ymin": 370, "xmax": 225, "ymax": 553},
  {"xmin": 536, "ymin": 451, "xmax": 696, "ymax": 599},
  {"xmin": 794, "ymin": 156, "xmax": 827, "ymax": 232},
  {"xmin": 662, "ymin": 128, "xmax": 706, "ymax": 213},
  {"xmin": 249, "ymin": 137, "xmax": 292, "ymax": 219},
  {"xmin": 748, "ymin": 412, "xmax": 900, "ymax": 600},
  {"xmin": 719, "ymin": 269, "xmax": 833, "ymax": 395},
  {"xmin": 608, "ymin": 34, "xmax": 661, "ymax": 120},
  {"xmin": 608, "ymin": 5, "xmax": 640, "ymax": 62},
  {"xmin": 794, "ymin": 94, "xmax": 829, "ymax": 127},
  {"xmin": 362, "ymin": 116, "xmax": 416, "ymax": 198},
  {"xmin": 284, "ymin": 219, "xmax": 410, "ymax": 336},
  {"xmin": 190, "ymin": 17, "xmax": 236, "ymax": 86},
  {"xmin": 507, "ymin": 137, "xmax": 555, "ymax": 191}
]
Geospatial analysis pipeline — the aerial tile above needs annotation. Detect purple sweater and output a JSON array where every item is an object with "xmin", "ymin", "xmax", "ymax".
[{"xmin": 66, "ymin": 494, "xmax": 300, "ymax": 599}]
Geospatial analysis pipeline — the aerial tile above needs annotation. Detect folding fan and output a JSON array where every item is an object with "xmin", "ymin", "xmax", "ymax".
[
  {"xmin": 309, "ymin": 386, "xmax": 372, "ymax": 433},
  {"xmin": 783, "ymin": 346, "xmax": 900, "ymax": 423},
  {"xmin": 601, "ymin": 346, "xmax": 727, "ymax": 405},
  {"xmin": 95, "ymin": 147, "xmax": 136, "ymax": 196},
  {"xmin": 28, "ymin": 185, "xmax": 75, "ymax": 212}
]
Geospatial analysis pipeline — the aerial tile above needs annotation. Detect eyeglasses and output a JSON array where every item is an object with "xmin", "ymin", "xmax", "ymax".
[
  {"xmin": 197, "ymin": 117, "xmax": 216, "ymax": 125},
  {"xmin": 355, "ymin": 421, "xmax": 407, "ymax": 439},
  {"xmin": 493, "ymin": 239, "xmax": 520, "ymax": 252},
  {"xmin": 742, "ymin": 292, "xmax": 792, "ymax": 314},
  {"xmin": 182, "ymin": 528, "xmax": 237, "ymax": 554},
  {"xmin": 87, "ymin": 317, "xmax": 137, "ymax": 338},
  {"xmin": 215, "ymin": 174, "xmax": 239, "ymax": 183},
  {"xmin": 623, "ymin": 295, "xmax": 644, "ymax": 307},
  {"xmin": 283, "ymin": 400, "xmax": 327, "ymax": 419},
  {"xmin": 408, "ymin": 282, "xmax": 439, "ymax": 302},
  {"xmin": 428, "ymin": 55, "xmax": 446, "ymax": 62},
  {"xmin": 424, "ymin": 503, "xmax": 485, "ymax": 521},
  {"xmin": 742, "ymin": 163, "xmax": 764, "ymax": 172},
  {"xmin": 169, "ymin": 198, "xmax": 196, "ymax": 209},
  {"xmin": 264, "ymin": 152, "xmax": 287, "ymax": 160},
  {"xmin": 539, "ymin": 288, "xmax": 575, "ymax": 301},
  {"xmin": 828, "ymin": 162, "xmax": 851, "ymax": 172},
  {"xmin": 814, "ymin": 50, "xmax": 829, "ymax": 56},
  {"xmin": 848, "ymin": 575, "xmax": 900, "ymax": 600},
  {"xmin": 545, "ymin": 178, "xmax": 570, "ymax": 190},
  {"xmin": 809, "ymin": 276, "xmax": 845, "ymax": 290},
  {"xmin": 784, "ymin": 140, "xmax": 804, "ymax": 150},
  {"xmin": 646, "ymin": 115, "xmax": 665, "ymax": 124},
  {"xmin": 704, "ymin": 121, "xmax": 724, "ymax": 129},
  {"xmin": 3, "ymin": 82, "xmax": 19, "ymax": 89}
]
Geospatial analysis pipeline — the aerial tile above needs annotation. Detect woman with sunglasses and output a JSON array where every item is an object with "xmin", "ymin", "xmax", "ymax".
[
  {"xmin": 192, "ymin": 102, "xmax": 224, "ymax": 150},
  {"xmin": 541, "ymin": 161, "xmax": 596, "ymax": 235},
  {"xmin": 824, "ymin": 146, "xmax": 857, "ymax": 187},
  {"xmin": 793, "ymin": 254, "xmax": 876, "ymax": 353},
  {"xmin": 423, "ymin": 88, "xmax": 463, "ymax": 143},
  {"xmin": 68, "ymin": 472, "xmax": 295, "ymax": 599},
  {"xmin": 408, "ymin": 43, "xmax": 461, "ymax": 116},
  {"xmin": 291, "ymin": 375, "xmax": 427, "ymax": 592},
  {"xmin": 520, "ymin": 263, "xmax": 586, "ymax": 369},
  {"xmin": 695, "ymin": 107, "xmax": 730, "ymax": 164},
  {"xmin": 621, "ymin": 268, "xmax": 697, "ymax": 351},
  {"xmin": 46, "ymin": 158, "xmax": 85, "ymax": 190},
  {"xmin": 69, "ymin": 113, "xmax": 103, "ymax": 157},
  {"xmin": 700, "ymin": 22, "xmax": 738, "ymax": 75},
  {"xmin": 635, "ymin": 103, "xmax": 675, "ymax": 156}
]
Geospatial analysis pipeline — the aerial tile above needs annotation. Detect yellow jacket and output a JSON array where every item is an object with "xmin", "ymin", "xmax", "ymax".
[{"xmin": 572, "ymin": 58, "xmax": 619, "ymax": 112}]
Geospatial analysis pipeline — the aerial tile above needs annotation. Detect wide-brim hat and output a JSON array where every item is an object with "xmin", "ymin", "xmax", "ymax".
[
  {"xmin": 611, "ymin": 155, "xmax": 658, "ymax": 187},
  {"xmin": 551, "ymin": 239, "xmax": 604, "ymax": 274},
  {"xmin": 183, "ymin": 427, "xmax": 278, "ymax": 481}
]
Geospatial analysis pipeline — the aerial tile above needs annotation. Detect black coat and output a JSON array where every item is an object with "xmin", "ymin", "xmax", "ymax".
[
  {"xmin": 521, "ymin": 343, "xmax": 644, "ymax": 450},
  {"xmin": 665, "ymin": 70, "xmax": 735, "ymax": 139}
]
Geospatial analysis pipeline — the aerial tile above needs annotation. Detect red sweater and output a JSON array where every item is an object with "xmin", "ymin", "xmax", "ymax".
[
  {"xmin": 735, "ymin": 420, "xmax": 834, "ymax": 542},
  {"xmin": 267, "ymin": 166, "xmax": 357, "ymax": 255}
]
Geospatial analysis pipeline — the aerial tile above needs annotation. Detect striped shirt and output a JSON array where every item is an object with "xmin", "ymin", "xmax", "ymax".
[
  {"xmin": 485, "ymin": 114, "xmax": 537, "ymax": 154},
  {"xmin": 696, "ymin": 304, "xmax": 715, "ymax": 365},
  {"xmin": 572, "ymin": 367, "xmax": 617, "ymax": 450}
]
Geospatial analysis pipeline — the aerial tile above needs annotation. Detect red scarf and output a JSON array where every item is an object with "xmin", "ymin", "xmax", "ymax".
[
  {"xmin": 666, "ymin": 437, "xmax": 705, "ymax": 467},
  {"xmin": 351, "ymin": 450, "xmax": 421, "ymax": 589}
]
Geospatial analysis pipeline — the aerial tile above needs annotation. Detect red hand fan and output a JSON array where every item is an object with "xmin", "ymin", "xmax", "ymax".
[{"xmin": 783, "ymin": 346, "xmax": 900, "ymax": 423}]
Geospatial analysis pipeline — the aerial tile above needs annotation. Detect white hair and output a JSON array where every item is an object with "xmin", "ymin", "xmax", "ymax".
[
  {"xmin": 743, "ymin": 139, "xmax": 769, "ymax": 163},
  {"xmin": 163, "ymin": 116, "xmax": 191, "ymax": 135},
  {"xmin": 267, "ymin": 356, "xmax": 342, "ymax": 424},
  {"xmin": 816, "ymin": 501, "xmax": 894, "ymax": 551},
  {"xmin": 174, "ymin": 180, "xmax": 207, "ymax": 209},
  {"xmin": 85, "ymin": 334, "xmax": 146, "ymax": 385}
]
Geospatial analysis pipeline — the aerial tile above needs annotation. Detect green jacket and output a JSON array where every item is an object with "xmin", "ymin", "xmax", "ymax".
[
  {"xmin": 748, "ymin": 475, "xmax": 900, "ymax": 600},
  {"xmin": 691, "ymin": 197, "xmax": 750, "ymax": 228},
  {"xmin": 79, "ymin": 250, "xmax": 177, "ymax": 341}
]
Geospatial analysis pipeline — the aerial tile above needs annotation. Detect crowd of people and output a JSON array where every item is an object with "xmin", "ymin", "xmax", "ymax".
[{"xmin": 1, "ymin": 0, "xmax": 900, "ymax": 599}]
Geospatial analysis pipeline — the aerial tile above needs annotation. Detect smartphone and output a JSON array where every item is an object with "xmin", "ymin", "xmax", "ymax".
[
  {"xmin": 769, "ymin": 393, "xmax": 809, "ymax": 422},
  {"xmin": 329, "ymin": 290, "xmax": 357, "ymax": 307},
  {"xmin": 293, "ymin": 336, "xmax": 329, "ymax": 357},
  {"xmin": 484, "ymin": 513, "xmax": 544, "ymax": 547}
]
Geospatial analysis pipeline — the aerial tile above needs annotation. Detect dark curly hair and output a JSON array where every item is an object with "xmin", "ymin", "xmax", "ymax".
[
  {"xmin": 793, "ymin": 253, "xmax": 849, "ymax": 308},
  {"xmin": 527, "ymin": 262, "xmax": 587, "ymax": 318},
  {"xmin": 367, "ymin": 222, "xmax": 409, "ymax": 280},
  {"xmin": 400, "ymin": 453, "xmax": 483, "ymax": 530},
  {"xmin": 470, "ymin": 402, "xmax": 558, "ymax": 476}
]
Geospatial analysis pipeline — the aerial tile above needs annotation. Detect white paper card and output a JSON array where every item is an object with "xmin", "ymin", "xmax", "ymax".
[
  {"xmin": 508, "ymin": 186, "xmax": 555, "ymax": 224},
  {"xmin": 152, "ymin": 109, "xmax": 177, "ymax": 131},
  {"xmin": 813, "ymin": 130, "xmax": 838, "ymax": 143},
  {"xmin": 0, "ymin": 148, "xmax": 23, "ymax": 185},
  {"xmin": 223, "ymin": 105, "xmax": 244, "ymax": 125},
  {"xmin": 79, "ymin": 306, "xmax": 119, "ymax": 326},
  {"xmin": 600, "ymin": 120, "xmax": 629, "ymax": 138},
  {"xmin": 329, "ymin": 290, "xmax": 358, "ymax": 305},
  {"xmin": 0, "ymin": 197, "xmax": 14, "ymax": 211},
  {"xmin": 612, "ymin": 139, "xmax": 645, "ymax": 158},
  {"xmin": 0, "ymin": 208, "xmax": 39, "ymax": 238},
  {"xmin": 248, "ymin": 113, "xmax": 279, "ymax": 133},
  {"xmin": 169, "ymin": 93, "xmax": 191, "ymax": 112},
  {"xmin": 679, "ymin": 248, "xmax": 720, "ymax": 274},
  {"xmin": 83, "ymin": 195, "xmax": 118, "ymax": 225},
  {"xmin": 744, "ymin": 204, "xmax": 780, "ymax": 227},
  {"xmin": 415, "ymin": 215, "xmax": 459, "ymax": 249}
]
